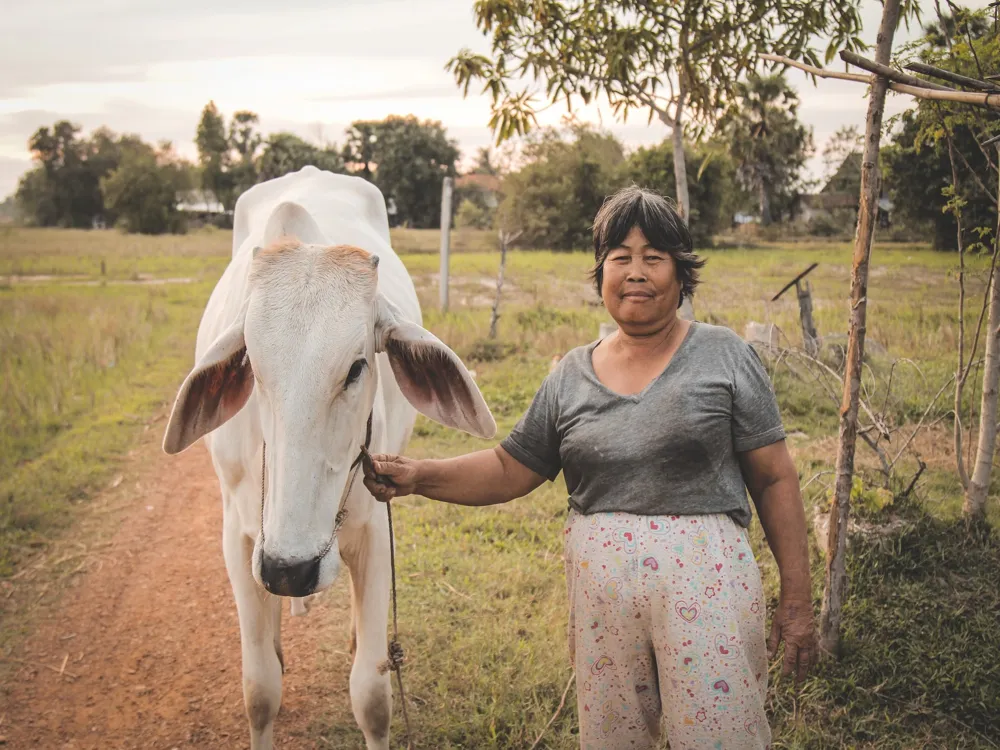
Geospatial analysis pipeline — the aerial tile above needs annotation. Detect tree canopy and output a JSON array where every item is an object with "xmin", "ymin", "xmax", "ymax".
[
  {"xmin": 342, "ymin": 115, "xmax": 459, "ymax": 228},
  {"xmin": 883, "ymin": 6, "xmax": 1000, "ymax": 250},
  {"xmin": 720, "ymin": 73, "xmax": 813, "ymax": 226},
  {"xmin": 448, "ymin": 0, "xmax": 863, "ymax": 219}
]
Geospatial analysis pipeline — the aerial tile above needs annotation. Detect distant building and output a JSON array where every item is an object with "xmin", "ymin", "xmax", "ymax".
[
  {"xmin": 177, "ymin": 190, "xmax": 230, "ymax": 227},
  {"xmin": 455, "ymin": 173, "xmax": 501, "ymax": 209},
  {"xmin": 794, "ymin": 191, "xmax": 892, "ymax": 228},
  {"xmin": 177, "ymin": 190, "xmax": 226, "ymax": 215}
]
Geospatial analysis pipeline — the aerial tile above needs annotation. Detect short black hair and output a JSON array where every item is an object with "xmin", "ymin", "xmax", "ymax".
[{"xmin": 590, "ymin": 185, "xmax": 705, "ymax": 306}]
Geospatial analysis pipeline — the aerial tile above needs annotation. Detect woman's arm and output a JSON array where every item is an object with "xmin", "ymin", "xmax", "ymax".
[
  {"xmin": 738, "ymin": 439, "xmax": 817, "ymax": 683},
  {"xmin": 363, "ymin": 445, "xmax": 547, "ymax": 506}
]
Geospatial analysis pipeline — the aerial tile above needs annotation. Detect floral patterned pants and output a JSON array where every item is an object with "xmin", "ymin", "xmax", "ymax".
[{"xmin": 564, "ymin": 510, "xmax": 771, "ymax": 750}]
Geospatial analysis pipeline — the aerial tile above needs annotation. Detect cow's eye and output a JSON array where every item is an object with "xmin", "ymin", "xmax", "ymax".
[{"xmin": 345, "ymin": 358, "xmax": 366, "ymax": 388}]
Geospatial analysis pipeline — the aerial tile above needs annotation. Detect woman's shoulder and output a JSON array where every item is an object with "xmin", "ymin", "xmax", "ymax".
[
  {"xmin": 550, "ymin": 340, "xmax": 599, "ymax": 377},
  {"xmin": 688, "ymin": 320, "xmax": 748, "ymax": 353}
]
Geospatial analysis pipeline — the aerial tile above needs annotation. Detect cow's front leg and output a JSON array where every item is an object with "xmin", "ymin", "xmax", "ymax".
[
  {"xmin": 342, "ymin": 520, "xmax": 392, "ymax": 750},
  {"xmin": 224, "ymin": 511, "xmax": 283, "ymax": 750}
]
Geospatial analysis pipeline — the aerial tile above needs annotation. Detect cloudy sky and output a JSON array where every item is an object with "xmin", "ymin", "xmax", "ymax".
[{"xmin": 0, "ymin": 0, "xmax": 991, "ymax": 197}]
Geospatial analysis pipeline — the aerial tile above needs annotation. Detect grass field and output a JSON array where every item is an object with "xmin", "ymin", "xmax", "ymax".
[{"xmin": 1, "ymin": 225, "xmax": 998, "ymax": 748}]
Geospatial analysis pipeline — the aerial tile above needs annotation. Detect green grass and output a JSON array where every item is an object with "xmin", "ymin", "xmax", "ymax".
[
  {"xmin": 0, "ymin": 280, "xmax": 212, "ymax": 576},
  {"xmin": 2, "ymin": 227, "xmax": 998, "ymax": 748}
]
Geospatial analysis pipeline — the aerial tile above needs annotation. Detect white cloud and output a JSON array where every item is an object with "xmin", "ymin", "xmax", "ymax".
[{"xmin": 0, "ymin": 0, "xmax": 995, "ymax": 197}]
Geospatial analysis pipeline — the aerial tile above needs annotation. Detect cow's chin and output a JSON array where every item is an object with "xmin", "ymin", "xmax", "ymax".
[{"xmin": 249, "ymin": 532, "xmax": 343, "ymax": 597}]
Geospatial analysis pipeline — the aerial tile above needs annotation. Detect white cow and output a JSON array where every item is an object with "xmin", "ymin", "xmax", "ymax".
[{"xmin": 162, "ymin": 166, "xmax": 496, "ymax": 749}]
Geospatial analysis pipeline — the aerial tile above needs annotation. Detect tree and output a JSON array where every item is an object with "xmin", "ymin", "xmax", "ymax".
[
  {"xmin": 901, "ymin": 6, "xmax": 1000, "ymax": 524},
  {"xmin": 720, "ymin": 73, "xmax": 813, "ymax": 225},
  {"xmin": 17, "ymin": 121, "xmax": 102, "ymax": 228},
  {"xmin": 447, "ymin": 0, "xmax": 863, "ymax": 222},
  {"xmin": 100, "ymin": 141, "xmax": 192, "ymax": 234},
  {"xmin": 471, "ymin": 147, "xmax": 499, "ymax": 176},
  {"xmin": 229, "ymin": 110, "xmax": 262, "ymax": 193},
  {"xmin": 624, "ymin": 139, "xmax": 742, "ymax": 246},
  {"xmin": 498, "ymin": 121, "xmax": 624, "ymax": 250},
  {"xmin": 257, "ymin": 132, "xmax": 345, "ymax": 181},
  {"xmin": 14, "ymin": 121, "xmax": 152, "ymax": 229},
  {"xmin": 342, "ymin": 115, "xmax": 459, "ymax": 228},
  {"xmin": 195, "ymin": 101, "xmax": 237, "ymax": 214},
  {"xmin": 883, "ymin": 112, "xmax": 993, "ymax": 249},
  {"xmin": 923, "ymin": 5, "xmax": 990, "ymax": 49}
]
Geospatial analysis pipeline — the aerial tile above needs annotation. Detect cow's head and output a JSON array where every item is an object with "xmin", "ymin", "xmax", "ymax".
[{"xmin": 162, "ymin": 219, "xmax": 495, "ymax": 598}]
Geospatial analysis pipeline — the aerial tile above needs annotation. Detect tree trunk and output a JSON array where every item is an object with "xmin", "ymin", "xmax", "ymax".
[
  {"xmin": 759, "ymin": 181, "xmax": 772, "ymax": 227},
  {"xmin": 671, "ymin": 96, "xmax": 690, "ymax": 220},
  {"xmin": 818, "ymin": 0, "xmax": 902, "ymax": 658},
  {"xmin": 951, "ymin": 134, "xmax": 972, "ymax": 492},
  {"xmin": 489, "ymin": 231, "xmax": 511, "ymax": 340},
  {"xmin": 964, "ymin": 153, "xmax": 1000, "ymax": 522}
]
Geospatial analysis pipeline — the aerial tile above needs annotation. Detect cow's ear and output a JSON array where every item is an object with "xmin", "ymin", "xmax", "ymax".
[
  {"xmin": 163, "ymin": 301, "xmax": 254, "ymax": 454},
  {"xmin": 374, "ymin": 295, "xmax": 496, "ymax": 439}
]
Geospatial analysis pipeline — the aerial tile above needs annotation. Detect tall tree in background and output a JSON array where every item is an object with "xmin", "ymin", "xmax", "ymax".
[
  {"xmin": 100, "ymin": 140, "xmax": 192, "ymax": 235},
  {"xmin": 195, "ymin": 101, "xmax": 237, "ymax": 214},
  {"xmin": 625, "ymin": 139, "xmax": 741, "ymax": 246},
  {"xmin": 343, "ymin": 115, "xmax": 459, "ymax": 228},
  {"xmin": 720, "ymin": 73, "xmax": 813, "ymax": 225},
  {"xmin": 498, "ymin": 121, "xmax": 624, "ymax": 250},
  {"xmin": 18, "ymin": 121, "xmax": 101, "ymax": 228},
  {"xmin": 229, "ymin": 110, "xmax": 262, "ymax": 194},
  {"xmin": 448, "ymin": 0, "xmax": 863, "ymax": 221},
  {"xmin": 257, "ymin": 133, "xmax": 345, "ymax": 181},
  {"xmin": 341, "ymin": 121, "xmax": 379, "ymax": 180}
]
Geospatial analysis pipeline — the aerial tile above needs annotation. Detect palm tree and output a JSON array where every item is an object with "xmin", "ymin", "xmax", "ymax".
[{"xmin": 722, "ymin": 73, "xmax": 812, "ymax": 226}]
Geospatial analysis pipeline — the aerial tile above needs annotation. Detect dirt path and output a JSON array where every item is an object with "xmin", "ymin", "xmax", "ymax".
[{"xmin": 0, "ymin": 433, "xmax": 355, "ymax": 749}]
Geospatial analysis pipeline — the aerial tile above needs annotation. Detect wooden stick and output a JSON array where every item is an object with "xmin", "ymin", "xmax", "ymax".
[
  {"xmin": 819, "ymin": 0, "xmax": 902, "ymax": 658},
  {"xmin": 905, "ymin": 61, "xmax": 1000, "ymax": 93},
  {"xmin": 771, "ymin": 262, "xmax": 819, "ymax": 302},
  {"xmin": 840, "ymin": 50, "xmax": 953, "ymax": 91},
  {"xmin": 528, "ymin": 671, "xmax": 575, "ymax": 750},
  {"xmin": 762, "ymin": 53, "xmax": 870, "ymax": 82},
  {"xmin": 4, "ymin": 657, "xmax": 78, "ymax": 679},
  {"xmin": 762, "ymin": 53, "xmax": 1000, "ymax": 110}
]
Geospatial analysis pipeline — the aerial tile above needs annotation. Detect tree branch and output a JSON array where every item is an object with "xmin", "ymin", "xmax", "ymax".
[
  {"xmin": 905, "ymin": 61, "xmax": 1000, "ymax": 93},
  {"xmin": 762, "ymin": 53, "xmax": 1000, "ymax": 110},
  {"xmin": 840, "ymin": 51, "xmax": 954, "ymax": 91}
]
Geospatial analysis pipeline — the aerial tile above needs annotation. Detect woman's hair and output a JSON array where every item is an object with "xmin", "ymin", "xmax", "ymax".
[{"xmin": 590, "ymin": 185, "xmax": 706, "ymax": 306}]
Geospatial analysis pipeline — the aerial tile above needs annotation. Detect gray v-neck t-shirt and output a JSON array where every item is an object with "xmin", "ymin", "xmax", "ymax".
[{"xmin": 500, "ymin": 321, "xmax": 786, "ymax": 527}]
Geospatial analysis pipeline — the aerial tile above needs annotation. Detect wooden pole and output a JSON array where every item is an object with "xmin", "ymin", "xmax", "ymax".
[
  {"xmin": 818, "ymin": 0, "xmax": 902, "ymax": 657},
  {"xmin": 796, "ymin": 280, "xmax": 820, "ymax": 357},
  {"xmin": 439, "ymin": 176, "xmax": 454, "ymax": 312}
]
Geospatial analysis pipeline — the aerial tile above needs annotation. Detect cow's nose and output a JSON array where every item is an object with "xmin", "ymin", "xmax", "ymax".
[{"xmin": 260, "ymin": 553, "xmax": 321, "ymax": 597}]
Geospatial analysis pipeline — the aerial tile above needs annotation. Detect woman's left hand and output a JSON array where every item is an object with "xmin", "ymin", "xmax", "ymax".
[{"xmin": 767, "ymin": 593, "xmax": 817, "ymax": 684}]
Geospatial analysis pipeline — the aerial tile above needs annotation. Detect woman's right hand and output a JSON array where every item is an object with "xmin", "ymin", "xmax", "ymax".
[{"xmin": 362, "ymin": 453, "xmax": 421, "ymax": 502}]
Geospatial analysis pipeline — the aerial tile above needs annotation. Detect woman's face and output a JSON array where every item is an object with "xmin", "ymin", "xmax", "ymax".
[{"xmin": 601, "ymin": 226, "xmax": 681, "ymax": 331}]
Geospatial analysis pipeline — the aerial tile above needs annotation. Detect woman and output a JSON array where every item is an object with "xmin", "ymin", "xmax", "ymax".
[{"xmin": 363, "ymin": 186, "xmax": 815, "ymax": 749}]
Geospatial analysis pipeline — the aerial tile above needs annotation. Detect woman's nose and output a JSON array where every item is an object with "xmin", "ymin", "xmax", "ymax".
[{"xmin": 626, "ymin": 261, "xmax": 647, "ymax": 281}]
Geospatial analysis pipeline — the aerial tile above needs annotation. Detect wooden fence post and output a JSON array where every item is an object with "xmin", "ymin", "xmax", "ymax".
[{"xmin": 439, "ymin": 176, "xmax": 454, "ymax": 312}]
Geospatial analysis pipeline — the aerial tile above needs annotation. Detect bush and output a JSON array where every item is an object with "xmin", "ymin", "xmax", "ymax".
[{"xmin": 807, "ymin": 212, "xmax": 848, "ymax": 237}]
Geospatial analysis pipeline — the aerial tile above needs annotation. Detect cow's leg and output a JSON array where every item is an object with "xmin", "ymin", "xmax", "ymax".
[
  {"xmin": 342, "ymin": 522, "xmax": 392, "ymax": 750},
  {"xmin": 223, "ymin": 511, "xmax": 283, "ymax": 750}
]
